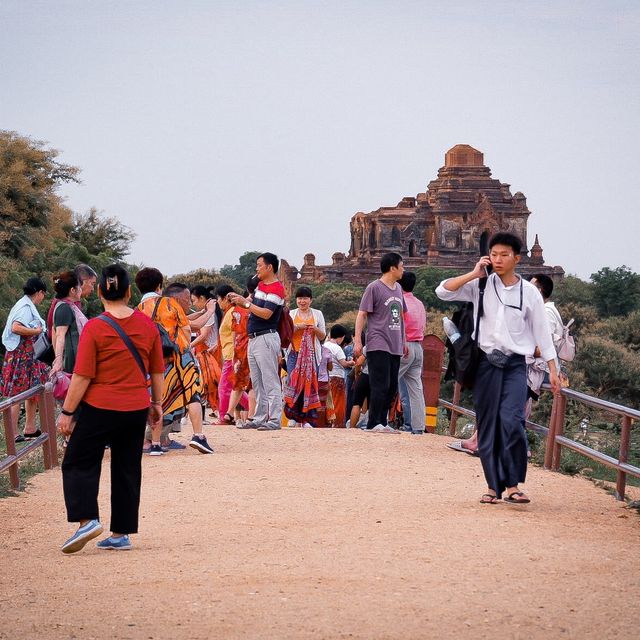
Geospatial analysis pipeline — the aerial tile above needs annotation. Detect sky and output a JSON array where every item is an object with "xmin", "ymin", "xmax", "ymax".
[{"xmin": 1, "ymin": 0, "xmax": 639, "ymax": 279}]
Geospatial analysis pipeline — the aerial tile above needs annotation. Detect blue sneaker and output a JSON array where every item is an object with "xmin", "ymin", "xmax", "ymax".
[
  {"xmin": 166, "ymin": 439, "xmax": 186, "ymax": 450},
  {"xmin": 189, "ymin": 434, "xmax": 214, "ymax": 454},
  {"xmin": 61, "ymin": 519, "xmax": 103, "ymax": 554},
  {"xmin": 96, "ymin": 535, "xmax": 132, "ymax": 550}
]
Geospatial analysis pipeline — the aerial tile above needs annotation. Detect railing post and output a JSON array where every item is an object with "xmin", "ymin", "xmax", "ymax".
[
  {"xmin": 449, "ymin": 382, "xmax": 462, "ymax": 436},
  {"xmin": 552, "ymin": 394, "xmax": 567, "ymax": 471},
  {"xmin": 544, "ymin": 392, "xmax": 559, "ymax": 469},
  {"xmin": 2, "ymin": 407, "xmax": 21, "ymax": 490},
  {"xmin": 615, "ymin": 416, "xmax": 632, "ymax": 501},
  {"xmin": 41, "ymin": 382, "xmax": 59, "ymax": 468},
  {"xmin": 421, "ymin": 335, "xmax": 445, "ymax": 434}
]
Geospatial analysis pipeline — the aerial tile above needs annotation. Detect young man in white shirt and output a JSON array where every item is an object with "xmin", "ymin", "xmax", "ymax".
[{"xmin": 436, "ymin": 233, "xmax": 560, "ymax": 505}]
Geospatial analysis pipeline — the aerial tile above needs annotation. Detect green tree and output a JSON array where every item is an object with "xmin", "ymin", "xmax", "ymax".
[
  {"xmin": 570, "ymin": 336, "xmax": 640, "ymax": 406},
  {"xmin": 413, "ymin": 266, "xmax": 461, "ymax": 311},
  {"xmin": 590, "ymin": 266, "xmax": 640, "ymax": 317},
  {"xmin": 553, "ymin": 275, "xmax": 595, "ymax": 308},
  {"xmin": 313, "ymin": 283, "xmax": 364, "ymax": 323},
  {"xmin": 67, "ymin": 207, "xmax": 134, "ymax": 261},
  {"xmin": 590, "ymin": 310, "xmax": 640, "ymax": 352},
  {"xmin": 165, "ymin": 268, "xmax": 237, "ymax": 294},
  {"xmin": 220, "ymin": 251, "xmax": 261, "ymax": 288},
  {"xmin": 0, "ymin": 130, "xmax": 79, "ymax": 263}
]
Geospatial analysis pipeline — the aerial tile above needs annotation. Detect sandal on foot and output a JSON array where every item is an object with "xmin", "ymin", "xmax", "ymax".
[
  {"xmin": 480, "ymin": 493, "xmax": 499, "ymax": 504},
  {"xmin": 504, "ymin": 491, "xmax": 530, "ymax": 504},
  {"xmin": 447, "ymin": 440, "xmax": 479, "ymax": 456}
]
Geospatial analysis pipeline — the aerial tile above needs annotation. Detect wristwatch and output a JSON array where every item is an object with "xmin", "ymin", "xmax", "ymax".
[{"xmin": 244, "ymin": 301, "xmax": 251, "ymax": 309}]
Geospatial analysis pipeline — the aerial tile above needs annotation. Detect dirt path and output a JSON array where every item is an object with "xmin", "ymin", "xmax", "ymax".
[{"xmin": 1, "ymin": 425, "xmax": 639, "ymax": 640}]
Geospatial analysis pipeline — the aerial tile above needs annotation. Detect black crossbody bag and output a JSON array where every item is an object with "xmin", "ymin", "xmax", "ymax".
[{"xmin": 96, "ymin": 314, "xmax": 148, "ymax": 380}]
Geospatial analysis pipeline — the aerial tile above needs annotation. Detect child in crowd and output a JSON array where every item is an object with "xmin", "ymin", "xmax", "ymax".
[
  {"xmin": 324, "ymin": 324, "xmax": 355, "ymax": 428},
  {"xmin": 316, "ymin": 343, "xmax": 333, "ymax": 428},
  {"xmin": 349, "ymin": 335, "xmax": 370, "ymax": 429}
]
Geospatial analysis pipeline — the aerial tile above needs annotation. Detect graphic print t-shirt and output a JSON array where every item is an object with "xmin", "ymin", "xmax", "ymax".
[{"xmin": 359, "ymin": 280, "xmax": 407, "ymax": 356}]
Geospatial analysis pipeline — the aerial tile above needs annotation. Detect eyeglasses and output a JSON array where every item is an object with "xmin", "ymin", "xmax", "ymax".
[{"xmin": 493, "ymin": 278, "xmax": 523, "ymax": 311}]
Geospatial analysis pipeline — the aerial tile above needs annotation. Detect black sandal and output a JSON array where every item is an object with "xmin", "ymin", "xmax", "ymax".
[
  {"xmin": 479, "ymin": 493, "xmax": 499, "ymax": 504},
  {"xmin": 504, "ymin": 491, "xmax": 530, "ymax": 504},
  {"xmin": 23, "ymin": 430, "xmax": 42, "ymax": 439}
]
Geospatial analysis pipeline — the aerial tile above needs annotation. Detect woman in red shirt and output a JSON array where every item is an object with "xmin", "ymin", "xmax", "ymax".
[{"xmin": 57, "ymin": 264, "xmax": 165, "ymax": 554}]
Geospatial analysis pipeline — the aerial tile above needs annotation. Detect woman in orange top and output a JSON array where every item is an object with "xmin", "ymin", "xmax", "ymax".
[{"xmin": 284, "ymin": 286, "xmax": 326, "ymax": 427}]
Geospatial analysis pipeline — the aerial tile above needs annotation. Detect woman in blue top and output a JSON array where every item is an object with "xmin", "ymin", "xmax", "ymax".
[{"xmin": 1, "ymin": 277, "xmax": 50, "ymax": 441}]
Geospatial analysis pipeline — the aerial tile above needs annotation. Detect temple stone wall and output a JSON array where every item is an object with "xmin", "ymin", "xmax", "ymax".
[{"xmin": 282, "ymin": 145, "xmax": 564, "ymax": 296}]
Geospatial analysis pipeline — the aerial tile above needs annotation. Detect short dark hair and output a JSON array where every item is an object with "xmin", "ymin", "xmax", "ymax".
[
  {"xmin": 191, "ymin": 285, "xmax": 214, "ymax": 299},
  {"xmin": 330, "ymin": 324, "xmax": 348, "ymax": 339},
  {"xmin": 54, "ymin": 271, "xmax": 80, "ymax": 299},
  {"xmin": 135, "ymin": 267, "xmax": 164, "ymax": 294},
  {"xmin": 216, "ymin": 284, "xmax": 235, "ymax": 299},
  {"xmin": 398, "ymin": 271, "xmax": 416, "ymax": 293},
  {"xmin": 532, "ymin": 273, "xmax": 554, "ymax": 299},
  {"xmin": 257, "ymin": 252, "xmax": 279, "ymax": 273},
  {"xmin": 23, "ymin": 277, "xmax": 47, "ymax": 296},
  {"xmin": 74, "ymin": 263, "xmax": 97, "ymax": 283},
  {"xmin": 295, "ymin": 286, "xmax": 313, "ymax": 299},
  {"xmin": 99, "ymin": 264, "xmax": 130, "ymax": 301},
  {"xmin": 164, "ymin": 282, "xmax": 189, "ymax": 297},
  {"xmin": 380, "ymin": 252, "xmax": 403, "ymax": 274},
  {"xmin": 489, "ymin": 232, "xmax": 522, "ymax": 255}
]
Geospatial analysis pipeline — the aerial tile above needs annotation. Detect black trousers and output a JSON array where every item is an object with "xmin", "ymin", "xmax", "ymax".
[
  {"xmin": 366, "ymin": 350, "xmax": 401, "ymax": 428},
  {"xmin": 62, "ymin": 402, "xmax": 148, "ymax": 534},
  {"xmin": 473, "ymin": 352, "xmax": 528, "ymax": 498}
]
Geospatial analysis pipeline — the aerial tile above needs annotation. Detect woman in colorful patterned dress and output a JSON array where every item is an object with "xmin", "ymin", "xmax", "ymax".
[{"xmin": 1, "ymin": 277, "xmax": 50, "ymax": 441}]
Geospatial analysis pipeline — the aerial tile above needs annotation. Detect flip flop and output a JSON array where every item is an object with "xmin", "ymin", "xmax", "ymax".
[
  {"xmin": 446, "ymin": 440, "xmax": 479, "ymax": 456},
  {"xmin": 479, "ymin": 493, "xmax": 499, "ymax": 504},
  {"xmin": 504, "ymin": 491, "xmax": 530, "ymax": 504}
]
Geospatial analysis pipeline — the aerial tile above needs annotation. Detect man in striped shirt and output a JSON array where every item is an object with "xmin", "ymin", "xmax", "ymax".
[{"xmin": 229, "ymin": 252, "xmax": 285, "ymax": 431}]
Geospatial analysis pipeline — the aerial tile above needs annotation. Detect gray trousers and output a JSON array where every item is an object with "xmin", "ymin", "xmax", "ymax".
[
  {"xmin": 398, "ymin": 341, "xmax": 426, "ymax": 432},
  {"xmin": 248, "ymin": 331, "xmax": 282, "ymax": 426}
]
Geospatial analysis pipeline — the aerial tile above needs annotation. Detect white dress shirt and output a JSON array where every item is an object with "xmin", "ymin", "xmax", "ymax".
[{"xmin": 435, "ymin": 273, "xmax": 557, "ymax": 363}]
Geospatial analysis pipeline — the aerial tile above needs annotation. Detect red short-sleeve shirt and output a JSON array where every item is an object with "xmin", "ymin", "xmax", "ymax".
[{"xmin": 74, "ymin": 310, "xmax": 164, "ymax": 411}]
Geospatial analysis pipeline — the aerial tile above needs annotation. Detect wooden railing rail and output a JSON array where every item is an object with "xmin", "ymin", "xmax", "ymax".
[
  {"xmin": 0, "ymin": 383, "xmax": 59, "ymax": 490},
  {"xmin": 440, "ymin": 380, "xmax": 639, "ymax": 501}
]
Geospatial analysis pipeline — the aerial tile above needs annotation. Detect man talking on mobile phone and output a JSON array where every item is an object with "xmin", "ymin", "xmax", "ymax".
[{"xmin": 436, "ymin": 233, "xmax": 560, "ymax": 505}]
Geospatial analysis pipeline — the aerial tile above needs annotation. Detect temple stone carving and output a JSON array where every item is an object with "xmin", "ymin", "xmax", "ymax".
[{"xmin": 281, "ymin": 145, "xmax": 564, "ymax": 294}]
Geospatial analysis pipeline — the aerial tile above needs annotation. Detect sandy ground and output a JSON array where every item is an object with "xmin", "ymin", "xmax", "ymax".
[{"xmin": 1, "ymin": 423, "xmax": 639, "ymax": 640}]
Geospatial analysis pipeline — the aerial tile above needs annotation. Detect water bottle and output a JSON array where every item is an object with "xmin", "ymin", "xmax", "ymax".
[{"xmin": 442, "ymin": 317, "xmax": 461, "ymax": 343}]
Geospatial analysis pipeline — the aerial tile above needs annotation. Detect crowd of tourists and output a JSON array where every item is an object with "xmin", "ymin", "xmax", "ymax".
[{"xmin": 1, "ymin": 232, "xmax": 567, "ymax": 553}]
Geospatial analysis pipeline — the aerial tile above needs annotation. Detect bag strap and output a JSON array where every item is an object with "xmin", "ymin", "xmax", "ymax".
[
  {"xmin": 151, "ymin": 296, "xmax": 162, "ymax": 322},
  {"xmin": 474, "ymin": 277, "xmax": 488, "ymax": 345},
  {"xmin": 96, "ymin": 314, "xmax": 148, "ymax": 380}
]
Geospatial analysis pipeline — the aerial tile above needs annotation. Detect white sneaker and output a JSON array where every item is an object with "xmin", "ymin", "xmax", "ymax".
[
  {"xmin": 287, "ymin": 419, "xmax": 298, "ymax": 428},
  {"xmin": 370, "ymin": 424, "xmax": 397, "ymax": 433},
  {"xmin": 301, "ymin": 422, "xmax": 313, "ymax": 429}
]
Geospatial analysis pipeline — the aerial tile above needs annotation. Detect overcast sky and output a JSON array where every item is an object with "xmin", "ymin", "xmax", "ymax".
[{"xmin": 1, "ymin": 0, "xmax": 638, "ymax": 279}]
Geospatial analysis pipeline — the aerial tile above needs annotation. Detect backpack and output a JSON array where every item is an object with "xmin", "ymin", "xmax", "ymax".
[
  {"xmin": 148, "ymin": 297, "xmax": 179, "ymax": 358},
  {"xmin": 277, "ymin": 304, "xmax": 294, "ymax": 350},
  {"xmin": 556, "ymin": 317, "xmax": 576, "ymax": 362},
  {"xmin": 443, "ymin": 277, "xmax": 487, "ymax": 390}
]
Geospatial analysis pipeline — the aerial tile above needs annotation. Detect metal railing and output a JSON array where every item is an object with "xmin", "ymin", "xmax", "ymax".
[
  {"xmin": 0, "ymin": 383, "xmax": 59, "ymax": 490},
  {"xmin": 441, "ymin": 381, "xmax": 640, "ymax": 501}
]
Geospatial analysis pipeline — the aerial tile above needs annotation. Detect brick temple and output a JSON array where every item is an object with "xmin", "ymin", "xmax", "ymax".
[{"xmin": 280, "ymin": 145, "xmax": 564, "ymax": 294}]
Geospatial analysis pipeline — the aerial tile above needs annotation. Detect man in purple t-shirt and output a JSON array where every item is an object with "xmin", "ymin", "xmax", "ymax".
[{"xmin": 354, "ymin": 252, "xmax": 407, "ymax": 433}]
